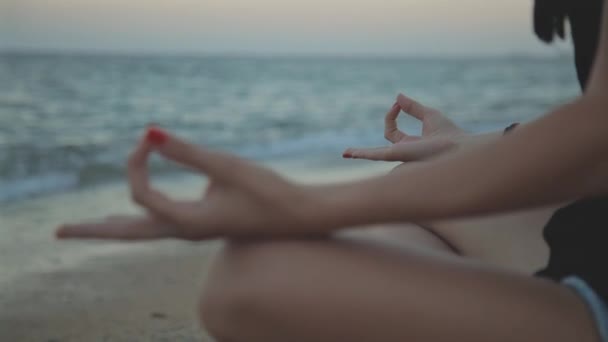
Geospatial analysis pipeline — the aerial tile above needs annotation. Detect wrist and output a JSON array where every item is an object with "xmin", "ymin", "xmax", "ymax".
[{"xmin": 300, "ymin": 180, "xmax": 385, "ymax": 232}]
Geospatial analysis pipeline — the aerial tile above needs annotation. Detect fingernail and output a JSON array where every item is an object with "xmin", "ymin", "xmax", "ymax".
[
  {"xmin": 146, "ymin": 127, "xmax": 168, "ymax": 145},
  {"xmin": 342, "ymin": 152, "xmax": 352, "ymax": 158},
  {"xmin": 55, "ymin": 226, "xmax": 66, "ymax": 239}
]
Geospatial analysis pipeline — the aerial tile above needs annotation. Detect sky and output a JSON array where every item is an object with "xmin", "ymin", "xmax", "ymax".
[{"xmin": 0, "ymin": 0, "xmax": 573, "ymax": 56}]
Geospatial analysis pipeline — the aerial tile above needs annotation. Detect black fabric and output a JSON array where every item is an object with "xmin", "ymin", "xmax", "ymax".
[
  {"xmin": 533, "ymin": 0, "xmax": 608, "ymax": 304},
  {"xmin": 536, "ymin": 199, "xmax": 608, "ymax": 301}
]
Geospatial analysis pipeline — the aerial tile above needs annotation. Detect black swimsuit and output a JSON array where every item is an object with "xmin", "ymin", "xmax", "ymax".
[
  {"xmin": 536, "ymin": 199, "xmax": 608, "ymax": 302},
  {"xmin": 533, "ymin": 0, "xmax": 608, "ymax": 304}
]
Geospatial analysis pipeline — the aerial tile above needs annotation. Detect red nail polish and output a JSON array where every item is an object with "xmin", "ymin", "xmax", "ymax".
[
  {"xmin": 146, "ymin": 127, "xmax": 168, "ymax": 145},
  {"xmin": 55, "ymin": 226, "xmax": 67, "ymax": 239},
  {"xmin": 342, "ymin": 152, "xmax": 352, "ymax": 158}
]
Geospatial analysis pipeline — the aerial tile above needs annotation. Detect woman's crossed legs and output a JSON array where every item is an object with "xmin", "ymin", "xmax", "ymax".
[{"xmin": 200, "ymin": 215, "xmax": 599, "ymax": 342}]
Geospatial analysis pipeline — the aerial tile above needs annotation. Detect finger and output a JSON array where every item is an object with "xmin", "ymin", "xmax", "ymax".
[
  {"xmin": 384, "ymin": 102, "xmax": 407, "ymax": 143},
  {"xmin": 127, "ymin": 137, "xmax": 198, "ymax": 224},
  {"xmin": 56, "ymin": 215, "xmax": 174, "ymax": 240},
  {"xmin": 343, "ymin": 146, "xmax": 399, "ymax": 161},
  {"xmin": 397, "ymin": 93, "xmax": 427, "ymax": 121},
  {"xmin": 144, "ymin": 127, "xmax": 248, "ymax": 184},
  {"xmin": 345, "ymin": 138, "xmax": 450, "ymax": 162}
]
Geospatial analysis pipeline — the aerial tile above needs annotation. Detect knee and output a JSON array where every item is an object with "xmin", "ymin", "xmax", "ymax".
[{"xmin": 199, "ymin": 240, "xmax": 300, "ymax": 340}]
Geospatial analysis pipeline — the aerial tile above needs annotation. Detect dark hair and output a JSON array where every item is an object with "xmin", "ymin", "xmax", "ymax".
[{"xmin": 534, "ymin": 0, "xmax": 604, "ymax": 88}]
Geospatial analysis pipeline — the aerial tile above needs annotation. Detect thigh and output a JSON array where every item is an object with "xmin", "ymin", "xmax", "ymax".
[
  {"xmin": 342, "ymin": 207, "xmax": 552, "ymax": 274},
  {"xmin": 337, "ymin": 223, "xmax": 457, "ymax": 257},
  {"xmin": 205, "ymin": 237, "xmax": 599, "ymax": 342},
  {"xmin": 424, "ymin": 206, "xmax": 555, "ymax": 273}
]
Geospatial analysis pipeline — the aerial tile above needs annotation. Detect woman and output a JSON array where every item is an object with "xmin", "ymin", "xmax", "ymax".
[{"xmin": 58, "ymin": 1, "xmax": 608, "ymax": 341}]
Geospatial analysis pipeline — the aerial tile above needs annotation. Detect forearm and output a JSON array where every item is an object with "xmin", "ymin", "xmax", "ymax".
[
  {"xmin": 312, "ymin": 2, "xmax": 608, "ymax": 232},
  {"xmin": 314, "ymin": 95, "xmax": 608, "ymax": 230},
  {"xmin": 460, "ymin": 131, "xmax": 503, "ymax": 149}
]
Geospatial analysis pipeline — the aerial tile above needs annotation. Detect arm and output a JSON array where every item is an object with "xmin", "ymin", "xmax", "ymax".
[
  {"xmin": 322, "ymin": 95, "xmax": 608, "ymax": 229},
  {"xmin": 315, "ymin": 4, "xmax": 608, "ymax": 229},
  {"xmin": 56, "ymin": 5, "xmax": 608, "ymax": 241},
  {"xmin": 56, "ymin": 96, "xmax": 608, "ymax": 240}
]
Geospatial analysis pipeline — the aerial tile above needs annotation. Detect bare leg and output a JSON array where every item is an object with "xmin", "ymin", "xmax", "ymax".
[
  {"xmin": 422, "ymin": 206, "xmax": 555, "ymax": 273},
  {"xmin": 337, "ymin": 204, "xmax": 554, "ymax": 275},
  {"xmin": 306, "ymin": 160, "xmax": 554, "ymax": 273},
  {"xmin": 200, "ymin": 237, "xmax": 599, "ymax": 342},
  {"xmin": 200, "ymin": 165, "xmax": 558, "ymax": 340},
  {"xmin": 377, "ymin": 163, "xmax": 554, "ymax": 273},
  {"xmin": 336, "ymin": 223, "xmax": 456, "ymax": 257}
]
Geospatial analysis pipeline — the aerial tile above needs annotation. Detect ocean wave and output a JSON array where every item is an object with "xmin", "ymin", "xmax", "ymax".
[
  {"xmin": 0, "ymin": 173, "xmax": 79, "ymax": 202},
  {"xmin": 0, "ymin": 130, "xmax": 389, "ymax": 202},
  {"xmin": 0, "ymin": 55, "xmax": 578, "ymax": 203}
]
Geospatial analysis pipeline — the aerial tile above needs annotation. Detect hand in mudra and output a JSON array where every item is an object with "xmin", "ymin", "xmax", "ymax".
[
  {"xmin": 343, "ymin": 93, "xmax": 466, "ymax": 162},
  {"xmin": 57, "ymin": 128, "xmax": 317, "ymax": 241}
]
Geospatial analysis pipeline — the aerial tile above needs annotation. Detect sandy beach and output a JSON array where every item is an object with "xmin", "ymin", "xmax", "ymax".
[{"xmin": 0, "ymin": 159, "xmax": 396, "ymax": 341}]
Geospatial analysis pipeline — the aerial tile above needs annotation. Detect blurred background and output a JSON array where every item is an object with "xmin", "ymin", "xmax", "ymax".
[
  {"xmin": 0, "ymin": 0, "xmax": 580, "ymax": 202},
  {"xmin": 0, "ymin": 0, "xmax": 582, "ymax": 340}
]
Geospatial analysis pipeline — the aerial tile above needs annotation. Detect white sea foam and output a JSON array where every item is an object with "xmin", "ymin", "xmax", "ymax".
[{"xmin": 0, "ymin": 173, "xmax": 79, "ymax": 202}]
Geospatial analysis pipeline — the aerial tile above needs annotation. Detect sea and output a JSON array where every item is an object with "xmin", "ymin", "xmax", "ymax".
[{"xmin": 0, "ymin": 53, "xmax": 581, "ymax": 203}]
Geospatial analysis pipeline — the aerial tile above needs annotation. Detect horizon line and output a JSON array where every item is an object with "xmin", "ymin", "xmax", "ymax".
[{"xmin": 0, "ymin": 46, "xmax": 574, "ymax": 60}]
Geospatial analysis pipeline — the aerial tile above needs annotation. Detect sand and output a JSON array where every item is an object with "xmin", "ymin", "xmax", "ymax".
[
  {"xmin": 1, "ymin": 241, "xmax": 219, "ymax": 342},
  {"xmin": 0, "ymin": 159, "xmax": 396, "ymax": 341}
]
